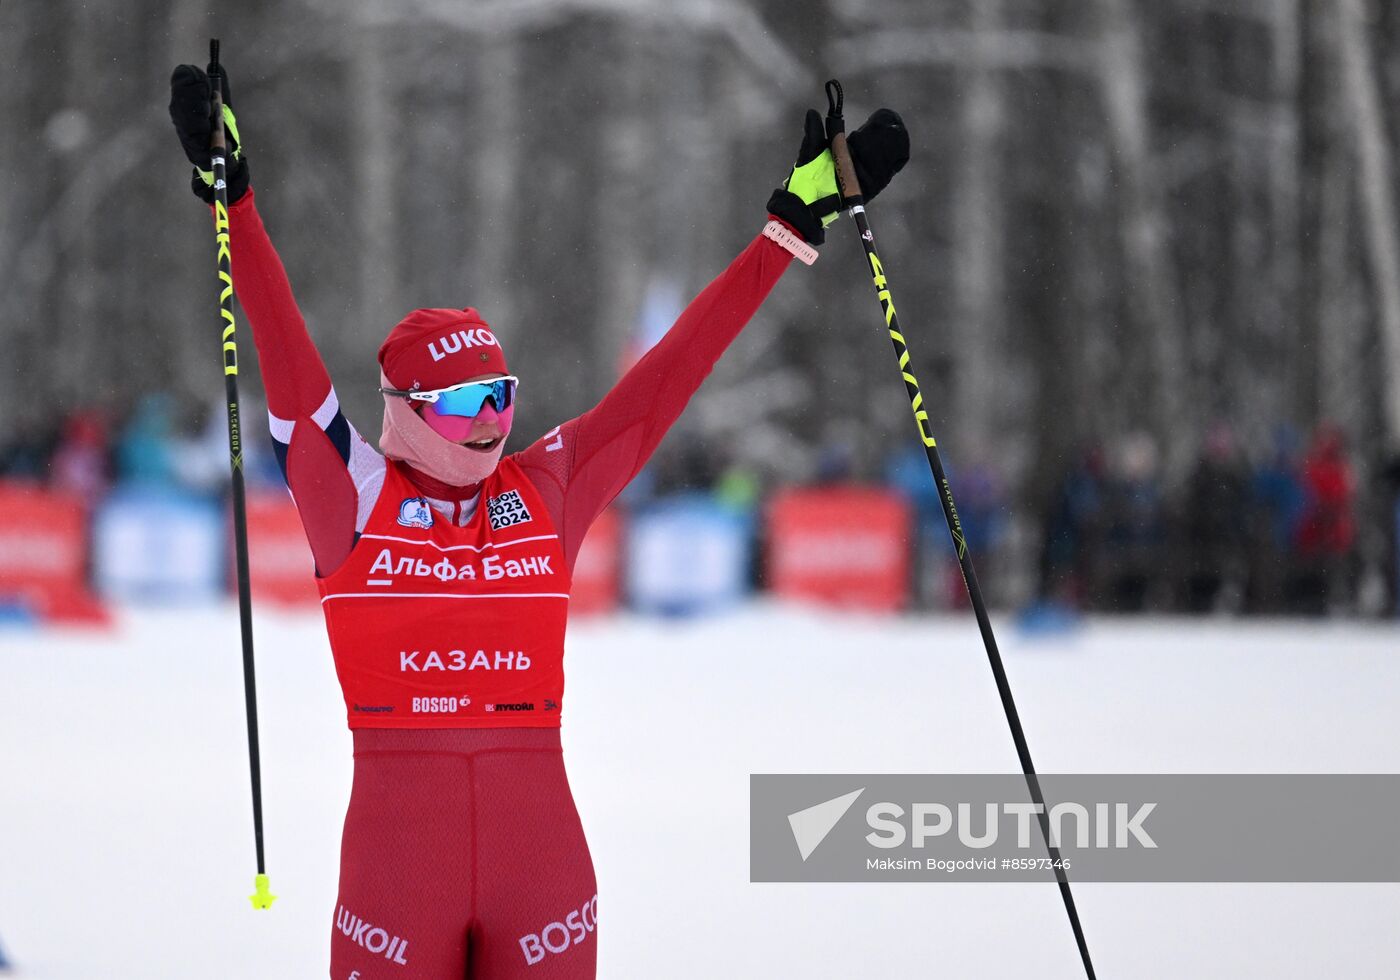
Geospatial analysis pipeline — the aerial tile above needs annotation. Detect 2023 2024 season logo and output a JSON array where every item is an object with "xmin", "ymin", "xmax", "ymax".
[{"xmin": 487, "ymin": 490, "xmax": 532, "ymax": 531}]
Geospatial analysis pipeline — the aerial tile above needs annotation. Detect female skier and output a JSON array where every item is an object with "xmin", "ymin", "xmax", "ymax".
[{"xmin": 170, "ymin": 62, "xmax": 907, "ymax": 979}]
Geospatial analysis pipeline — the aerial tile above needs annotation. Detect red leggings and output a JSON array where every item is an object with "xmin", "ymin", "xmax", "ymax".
[{"xmin": 331, "ymin": 729, "xmax": 598, "ymax": 979}]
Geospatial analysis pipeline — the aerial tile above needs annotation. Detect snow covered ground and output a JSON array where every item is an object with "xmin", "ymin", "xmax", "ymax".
[{"xmin": 1, "ymin": 603, "xmax": 1397, "ymax": 979}]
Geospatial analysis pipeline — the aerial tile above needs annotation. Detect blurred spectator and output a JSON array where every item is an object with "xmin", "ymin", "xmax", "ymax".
[
  {"xmin": 886, "ymin": 444, "xmax": 946, "ymax": 533},
  {"xmin": 1247, "ymin": 425, "xmax": 1306, "ymax": 612},
  {"xmin": 1176, "ymin": 423, "xmax": 1248, "ymax": 612},
  {"xmin": 948, "ymin": 458, "xmax": 1009, "ymax": 554},
  {"xmin": 814, "ymin": 439, "xmax": 855, "ymax": 485},
  {"xmin": 649, "ymin": 433, "xmax": 722, "ymax": 496},
  {"xmin": 1382, "ymin": 455, "xmax": 1400, "ymax": 617},
  {"xmin": 1297, "ymin": 423, "xmax": 1356, "ymax": 555},
  {"xmin": 173, "ymin": 396, "xmax": 284, "ymax": 493},
  {"xmin": 886, "ymin": 445, "xmax": 941, "ymax": 608},
  {"xmin": 1096, "ymin": 431, "xmax": 1166, "ymax": 611},
  {"xmin": 714, "ymin": 463, "xmax": 762, "ymax": 512},
  {"xmin": 1037, "ymin": 443, "xmax": 1106, "ymax": 606},
  {"xmin": 116, "ymin": 393, "xmax": 178, "ymax": 486},
  {"xmin": 1293, "ymin": 423, "xmax": 1356, "ymax": 613},
  {"xmin": 49, "ymin": 410, "xmax": 111, "ymax": 499},
  {"xmin": 1, "ymin": 386, "xmax": 1391, "ymax": 619},
  {"xmin": 939, "ymin": 457, "xmax": 1009, "ymax": 608},
  {"xmin": 0, "ymin": 416, "xmax": 58, "ymax": 480},
  {"xmin": 886, "ymin": 445, "xmax": 1012, "ymax": 608}
]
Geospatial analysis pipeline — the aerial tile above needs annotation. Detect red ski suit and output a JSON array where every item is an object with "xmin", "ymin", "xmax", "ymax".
[{"xmin": 228, "ymin": 189, "xmax": 795, "ymax": 978}]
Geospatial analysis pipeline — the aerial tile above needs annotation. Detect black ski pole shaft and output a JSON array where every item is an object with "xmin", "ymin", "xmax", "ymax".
[
  {"xmin": 207, "ymin": 37, "xmax": 274, "ymax": 910},
  {"xmin": 823, "ymin": 78, "xmax": 1095, "ymax": 979}
]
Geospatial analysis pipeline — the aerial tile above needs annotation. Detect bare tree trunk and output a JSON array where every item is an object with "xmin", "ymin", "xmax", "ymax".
[
  {"xmin": 1313, "ymin": 2, "xmax": 1362, "ymax": 432},
  {"xmin": 953, "ymin": 0, "xmax": 1006, "ymax": 449},
  {"xmin": 163, "ymin": 0, "xmax": 216, "ymax": 394},
  {"xmin": 55, "ymin": 0, "xmax": 101, "ymax": 394},
  {"xmin": 1268, "ymin": 0, "xmax": 1305, "ymax": 435},
  {"xmin": 1068, "ymin": 143, "xmax": 1116, "ymax": 442},
  {"xmin": 592, "ymin": 33, "xmax": 651, "ymax": 384},
  {"xmin": 352, "ymin": 10, "xmax": 398, "ymax": 349},
  {"xmin": 1336, "ymin": 0, "xmax": 1400, "ymax": 448},
  {"xmin": 1317, "ymin": 147, "xmax": 1363, "ymax": 431},
  {"xmin": 1095, "ymin": 0, "xmax": 1189, "ymax": 472},
  {"xmin": 0, "ymin": 0, "xmax": 36, "ymax": 427},
  {"xmin": 470, "ymin": 33, "xmax": 522, "ymax": 331}
]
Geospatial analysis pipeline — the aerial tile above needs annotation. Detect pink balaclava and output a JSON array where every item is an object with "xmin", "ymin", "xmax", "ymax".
[{"xmin": 377, "ymin": 308, "xmax": 515, "ymax": 488}]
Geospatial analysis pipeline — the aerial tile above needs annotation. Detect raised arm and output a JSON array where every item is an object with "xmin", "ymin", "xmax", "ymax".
[
  {"xmin": 171, "ymin": 64, "xmax": 383, "ymax": 575},
  {"xmin": 515, "ymin": 104, "xmax": 909, "ymax": 570},
  {"xmin": 515, "ymin": 229, "xmax": 794, "ymax": 569},
  {"xmin": 227, "ymin": 191, "xmax": 384, "ymax": 574},
  {"xmin": 225, "ymin": 190, "xmax": 333, "ymax": 418}
]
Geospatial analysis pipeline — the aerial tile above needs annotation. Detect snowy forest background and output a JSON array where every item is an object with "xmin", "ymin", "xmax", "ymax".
[{"xmin": 4, "ymin": 0, "xmax": 1400, "ymax": 611}]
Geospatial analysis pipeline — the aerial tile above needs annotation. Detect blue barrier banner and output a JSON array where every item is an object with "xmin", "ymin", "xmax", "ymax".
[
  {"xmin": 626, "ymin": 494, "xmax": 753, "ymax": 616},
  {"xmin": 93, "ymin": 488, "xmax": 226, "ymax": 604}
]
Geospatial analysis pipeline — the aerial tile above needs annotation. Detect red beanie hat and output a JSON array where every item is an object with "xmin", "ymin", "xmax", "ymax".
[{"xmin": 377, "ymin": 307, "xmax": 509, "ymax": 391}]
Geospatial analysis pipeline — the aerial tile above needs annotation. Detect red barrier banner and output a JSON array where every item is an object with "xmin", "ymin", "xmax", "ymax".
[
  {"xmin": 243, "ymin": 491, "xmax": 319, "ymax": 606},
  {"xmin": 571, "ymin": 506, "xmax": 621, "ymax": 615},
  {"xmin": 766, "ymin": 485, "xmax": 911, "ymax": 612},
  {"xmin": 0, "ymin": 480, "xmax": 110, "ymax": 624}
]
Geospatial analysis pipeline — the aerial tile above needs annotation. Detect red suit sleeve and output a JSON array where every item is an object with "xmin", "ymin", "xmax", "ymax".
[
  {"xmin": 227, "ymin": 190, "xmax": 375, "ymax": 576},
  {"xmin": 515, "ymin": 230, "xmax": 795, "ymax": 570}
]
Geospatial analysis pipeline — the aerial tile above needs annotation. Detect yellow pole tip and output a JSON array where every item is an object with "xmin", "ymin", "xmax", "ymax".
[{"xmin": 249, "ymin": 873, "xmax": 277, "ymax": 910}]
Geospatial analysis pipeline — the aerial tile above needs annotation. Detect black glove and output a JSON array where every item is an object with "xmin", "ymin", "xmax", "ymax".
[
  {"xmin": 766, "ymin": 107, "xmax": 909, "ymax": 246},
  {"xmin": 169, "ymin": 63, "xmax": 250, "ymax": 205},
  {"xmin": 847, "ymin": 108, "xmax": 909, "ymax": 202}
]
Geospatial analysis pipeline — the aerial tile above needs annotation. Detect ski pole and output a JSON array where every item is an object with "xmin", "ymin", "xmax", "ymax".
[
  {"xmin": 823, "ymin": 78, "xmax": 1095, "ymax": 979},
  {"xmin": 207, "ymin": 37, "xmax": 275, "ymax": 910}
]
